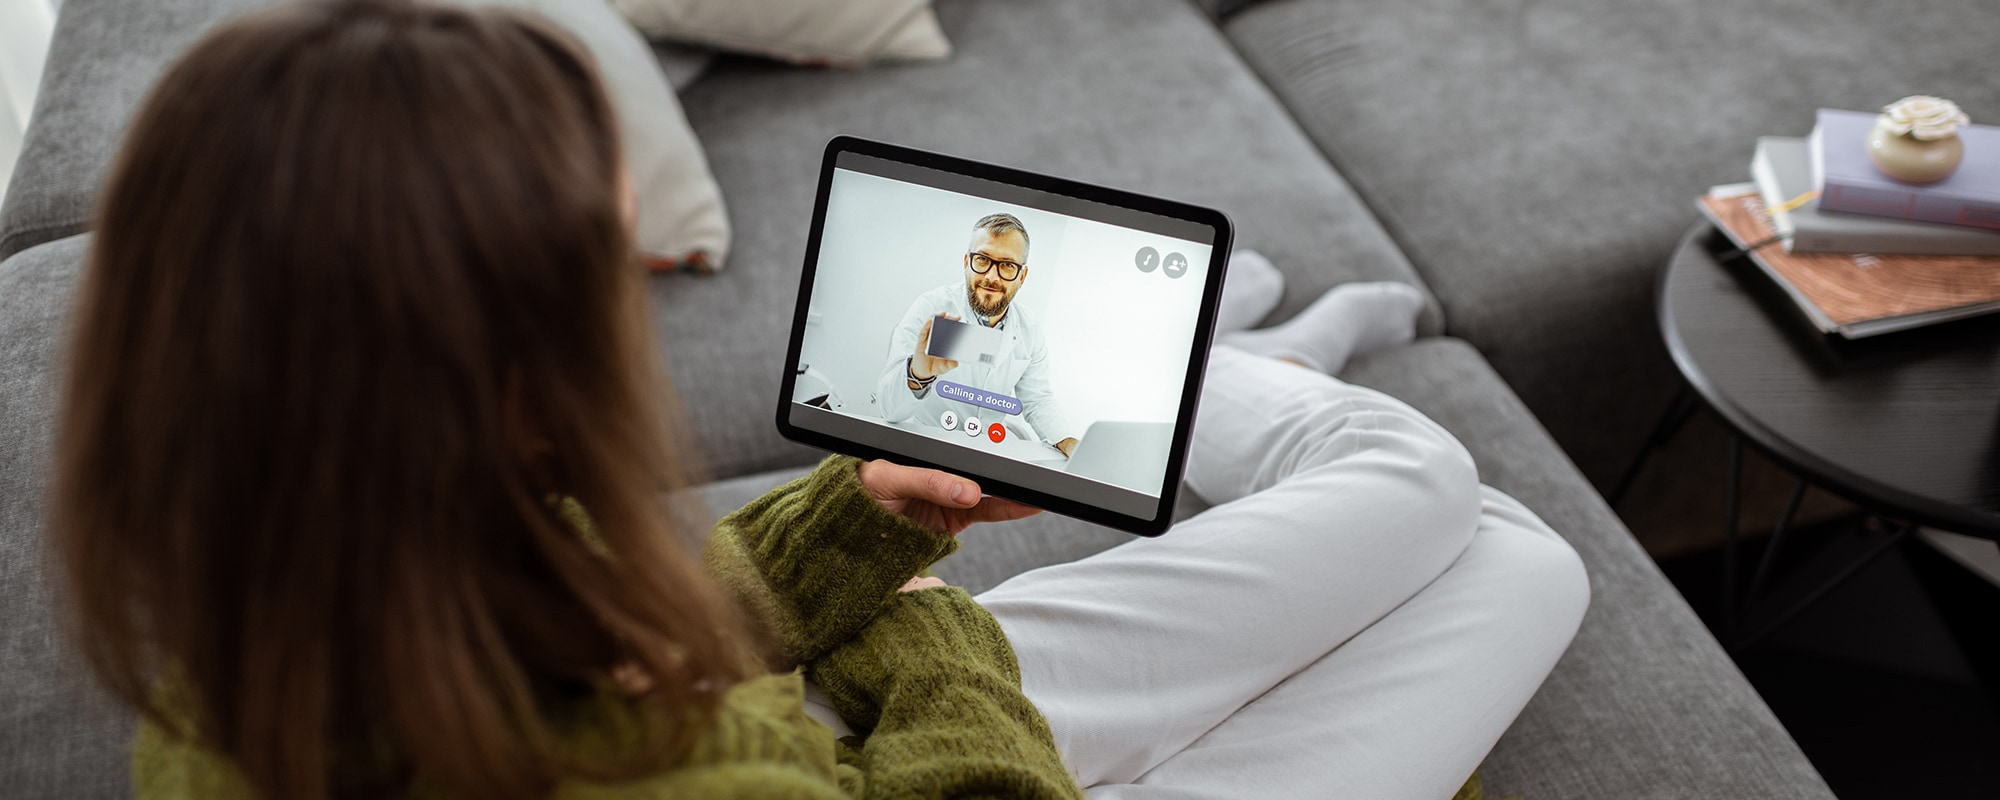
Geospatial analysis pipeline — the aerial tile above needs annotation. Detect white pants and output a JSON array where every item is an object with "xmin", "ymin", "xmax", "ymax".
[{"xmin": 813, "ymin": 346, "xmax": 1591, "ymax": 798}]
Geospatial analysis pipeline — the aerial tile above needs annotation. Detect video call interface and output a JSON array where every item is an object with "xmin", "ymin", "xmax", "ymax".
[{"xmin": 790, "ymin": 154, "xmax": 1216, "ymax": 508}]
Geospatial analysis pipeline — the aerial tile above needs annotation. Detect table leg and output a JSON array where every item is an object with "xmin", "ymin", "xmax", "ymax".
[
  {"xmin": 1735, "ymin": 519, "xmax": 1915, "ymax": 650},
  {"xmin": 1722, "ymin": 433, "xmax": 1742, "ymax": 646},
  {"xmin": 1742, "ymin": 478, "xmax": 1809, "ymax": 613},
  {"xmin": 1609, "ymin": 387, "xmax": 1698, "ymax": 507}
]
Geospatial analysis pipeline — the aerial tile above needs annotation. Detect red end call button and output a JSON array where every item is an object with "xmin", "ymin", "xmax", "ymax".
[{"xmin": 986, "ymin": 422, "xmax": 1007, "ymax": 443}]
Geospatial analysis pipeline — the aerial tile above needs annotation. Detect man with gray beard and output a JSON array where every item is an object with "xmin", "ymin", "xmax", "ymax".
[{"xmin": 876, "ymin": 213, "xmax": 1080, "ymax": 456}]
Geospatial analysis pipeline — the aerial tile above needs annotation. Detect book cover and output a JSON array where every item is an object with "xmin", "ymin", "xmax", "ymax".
[
  {"xmin": 1808, "ymin": 108, "xmax": 2000, "ymax": 230},
  {"xmin": 1753, "ymin": 136, "xmax": 2000, "ymax": 255},
  {"xmin": 1697, "ymin": 184, "xmax": 2000, "ymax": 338}
]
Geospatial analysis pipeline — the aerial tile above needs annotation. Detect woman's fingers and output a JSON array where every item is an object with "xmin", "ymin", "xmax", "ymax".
[
  {"xmin": 856, "ymin": 460, "xmax": 1040, "ymax": 537},
  {"xmin": 858, "ymin": 459, "xmax": 981, "ymax": 509},
  {"xmin": 898, "ymin": 576, "xmax": 947, "ymax": 593},
  {"xmin": 965, "ymin": 495, "xmax": 1042, "ymax": 524}
]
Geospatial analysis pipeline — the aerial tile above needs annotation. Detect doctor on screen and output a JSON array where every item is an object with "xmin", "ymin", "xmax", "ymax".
[{"xmin": 876, "ymin": 213, "xmax": 1081, "ymax": 457}]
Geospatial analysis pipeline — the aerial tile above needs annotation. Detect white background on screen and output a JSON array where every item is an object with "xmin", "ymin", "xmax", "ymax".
[{"xmin": 803, "ymin": 169, "xmax": 1211, "ymax": 438}]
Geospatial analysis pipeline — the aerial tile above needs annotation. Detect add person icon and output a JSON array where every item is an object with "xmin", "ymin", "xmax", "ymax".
[
  {"xmin": 1162, "ymin": 252, "xmax": 1188, "ymax": 279},
  {"xmin": 940, "ymin": 410, "xmax": 958, "ymax": 432},
  {"xmin": 1134, "ymin": 246, "xmax": 1160, "ymax": 273}
]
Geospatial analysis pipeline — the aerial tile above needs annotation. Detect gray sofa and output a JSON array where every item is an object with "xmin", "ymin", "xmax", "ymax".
[{"xmin": 24, "ymin": 0, "xmax": 1989, "ymax": 796}]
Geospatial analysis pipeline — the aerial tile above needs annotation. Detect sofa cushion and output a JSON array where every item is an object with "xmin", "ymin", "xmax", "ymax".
[
  {"xmin": 1220, "ymin": 0, "xmax": 2000, "ymax": 487},
  {"xmin": 611, "ymin": 0, "xmax": 954, "ymax": 67},
  {"xmin": 0, "ymin": 0, "xmax": 269, "ymax": 262},
  {"xmin": 0, "ymin": 0, "xmax": 731, "ymax": 270},
  {"xmin": 0, "ymin": 235, "xmax": 133, "ymax": 800},
  {"xmin": 649, "ymin": 41, "xmax": 714, "ymax": 90},
  {"xmin": 658, "ymin": 0, "xmax": 1441, "ymax": 483},
  {"xmin": 460, "ymin": 0, "xmax": 732, "ymax": 271},
  {"xmin": 1338, "ymin": 339, "xmax": 1834, "ymax": 800}
]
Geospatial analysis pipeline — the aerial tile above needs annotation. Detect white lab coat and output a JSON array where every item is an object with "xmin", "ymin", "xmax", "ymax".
[{"xmin": 875, "ymin": 284, "xmax": 1077, "ymax": 446}]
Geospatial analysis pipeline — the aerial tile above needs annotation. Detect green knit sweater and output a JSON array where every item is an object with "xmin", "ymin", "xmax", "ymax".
[{"xmin": 131, "ymin": 455, "xmax": 1083, "ymax": 799}]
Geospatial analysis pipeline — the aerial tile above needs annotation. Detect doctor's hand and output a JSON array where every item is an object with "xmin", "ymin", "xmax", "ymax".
[
  {"xmin": 856, "ymin": 458, "xmax": 1041, "ymax": 534},
  {"xmin": 910, "ymin": 314, "xmax": 962, "ymax": 381}
]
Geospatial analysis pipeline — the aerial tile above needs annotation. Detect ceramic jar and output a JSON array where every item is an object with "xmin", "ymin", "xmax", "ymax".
[{"xmin": 1867, "ymin": 120, "xmax": 1963, "ymax": 184}]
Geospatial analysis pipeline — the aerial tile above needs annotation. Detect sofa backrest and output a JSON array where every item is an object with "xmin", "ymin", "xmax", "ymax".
[
  {"xmin": 0, "ymin": 0, "xmax": 282, "ymax": 262},
  {"xmin": 0, "ymin": 235, "xmax": 132, "ymax": 800}
]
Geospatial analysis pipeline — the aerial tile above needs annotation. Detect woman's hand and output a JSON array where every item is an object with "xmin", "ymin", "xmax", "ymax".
[
  {"xmin": 856, "ymin": 459, "xmax": 1041, "ymax": 534},
  {"xmin": 899, "ymin": 576, "xmax": 947, "ymax": 593}
]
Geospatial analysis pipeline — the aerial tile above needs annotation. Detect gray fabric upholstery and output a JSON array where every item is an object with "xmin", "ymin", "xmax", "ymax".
[
  {"xmin": 0, "ymin": 235, "xmax": 133, "ymax": 800},
  {"xmin": 0, "ymin": 0, "xmax": 709, "ymax": 264},
  {"xmin": 0, "ymin": 0, "xmax": 275, "ymax": 261},
  {"xmin": 1221, "ymin": 0, "xmax": 2000, "ymax": 488},
  {"xmin": 1187, "ymin": 0, "xmax": 1270, "ymax": 21},
  {"xmin": 1338, "ymin": 339, "xmax": 1834, "ymax": 800},
  {"xmin": 655, "ymin": 0, "xmax": 1440, "ymax": 482}
]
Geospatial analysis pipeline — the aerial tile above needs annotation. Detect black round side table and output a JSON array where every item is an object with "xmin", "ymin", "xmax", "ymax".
[{"xmin": 1650, "ymin": 223, "xmax": 2000, "ymax": 646}]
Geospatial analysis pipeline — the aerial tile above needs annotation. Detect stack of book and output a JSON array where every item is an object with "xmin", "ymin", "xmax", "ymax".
[{"xmin": 1699, "ymin": 108, "xmax": 2000, "ymax": 338}]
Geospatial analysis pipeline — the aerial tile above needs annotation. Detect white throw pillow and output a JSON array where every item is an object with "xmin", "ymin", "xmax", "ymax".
[
  {"xmin": 609, "ymin": 0, "xmax": 952, "ymax": 67},
  {"xmin": 458, "ymin": 0, "xmax": 732, "ymax": 271}
]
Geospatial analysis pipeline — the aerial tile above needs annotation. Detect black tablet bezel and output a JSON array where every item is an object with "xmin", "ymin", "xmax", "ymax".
[{"xmin": 775, "ymin": 136, "xmax": 1233, "ymax": 537}]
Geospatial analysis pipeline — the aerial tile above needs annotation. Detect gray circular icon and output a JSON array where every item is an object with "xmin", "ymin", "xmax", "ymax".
[
  {"xmin": 940, "ymin": 410, "xmax": 958, "ymax": 431},
  {"xmin": 1162, "ymin": 252, "xmax": 1189, "ymax": 279},
  {"xmin": 963, "ymin": 417, "xmax": 983, "ymax": 437},
  {"xmin": 1134, "ymin": 246, "xmax": 1160, "ymax": 273}
]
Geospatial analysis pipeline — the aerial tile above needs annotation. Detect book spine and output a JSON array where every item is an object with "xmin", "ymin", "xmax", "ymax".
[
  {"xmin": 1790, "ymin": 225, "xmax": 2000, "ymax": 256},
  {"xmin": 1820, "ymin": 180, "xmax": 2000, "ymax": 231}
]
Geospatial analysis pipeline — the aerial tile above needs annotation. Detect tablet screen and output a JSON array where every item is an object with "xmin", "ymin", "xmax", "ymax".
[{"xmin": 783, "ymin": 144, "xmax": 1224, "ymax": 529}]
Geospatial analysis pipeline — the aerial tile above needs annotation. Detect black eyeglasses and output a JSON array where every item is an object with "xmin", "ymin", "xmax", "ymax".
[{"xmin": 967, "ymin": 252, "xmax": 1025, "ymax": 281}]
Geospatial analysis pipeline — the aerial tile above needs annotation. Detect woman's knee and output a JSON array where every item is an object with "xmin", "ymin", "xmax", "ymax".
[
  {"xmin": 1287, "ymin": 384, "xmax": 1473, "ymax": 470},
  {"xmin": 1304, "ymin": 390, "xmax": 1478, "ymax": 503},
  {"xmin": 1266, "ymin": 392, "xmax": 1485, "ymax": 574},
  {"xmin": 1478, "ymin": 499, "xmax": 1592, "ymax": 638}
]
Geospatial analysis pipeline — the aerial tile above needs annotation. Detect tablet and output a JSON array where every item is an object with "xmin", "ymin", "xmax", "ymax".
[{"xmin": 777, "ymin": 136, "xmax": 1232, "ymax": 536}]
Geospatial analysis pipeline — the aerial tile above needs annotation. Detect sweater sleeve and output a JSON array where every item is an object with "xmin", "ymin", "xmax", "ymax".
[
  {"xmin": 131, "ymin": 719, "xmax": 256, "ymax": 799},
  {"xmin": 704, "ymin": 455, "xmax": 961, "ymax": 667},
  {"xmin": 807, "ymin": 588, "xmax": 1082, "ymax": 800},
  {"xmin": 554, "ymin": 673, "xmax": 856, "ymax": 800}
]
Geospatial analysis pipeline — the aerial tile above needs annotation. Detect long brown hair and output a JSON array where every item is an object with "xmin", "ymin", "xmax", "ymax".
[{"xmin": 52, "ymin": 1, "xmax": 756, "ymax": 797}]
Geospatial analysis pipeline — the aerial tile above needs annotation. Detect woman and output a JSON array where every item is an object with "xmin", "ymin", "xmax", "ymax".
[{"xmin": 54, "ymin": 1, "xmax": 1588, "ymax": 798}]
